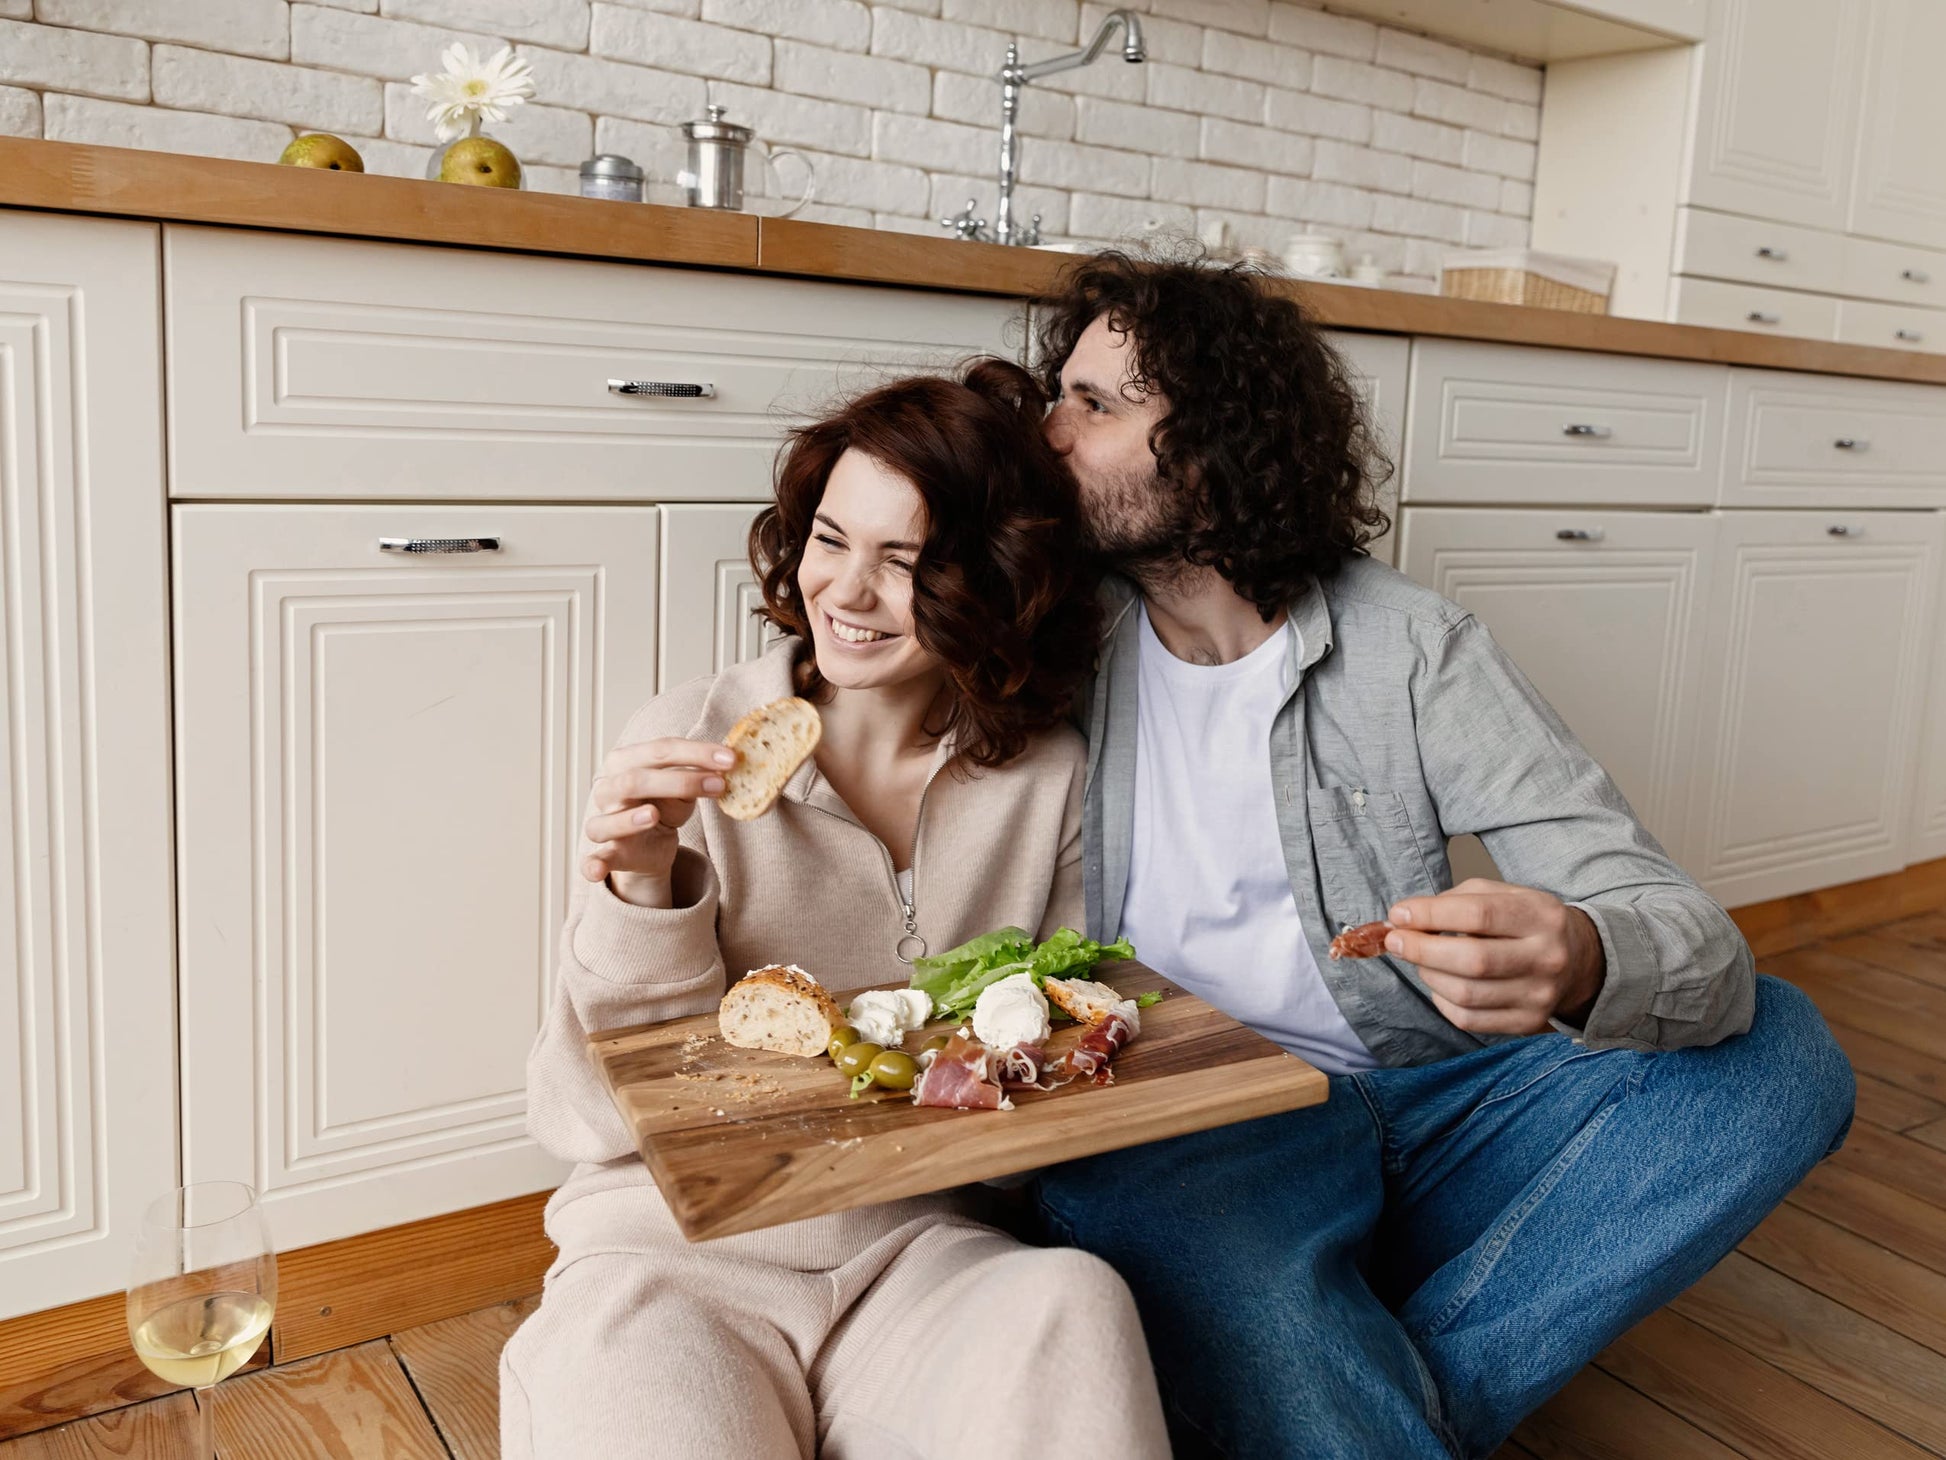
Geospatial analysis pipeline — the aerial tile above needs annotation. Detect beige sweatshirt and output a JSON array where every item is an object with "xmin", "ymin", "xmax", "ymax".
[{"xmin": 526, "ymin": 637, "xmax": 1087, "ymax": 1171}]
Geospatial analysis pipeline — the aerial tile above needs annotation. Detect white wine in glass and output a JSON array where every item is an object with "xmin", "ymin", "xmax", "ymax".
[{"xmin": 127, "ymin": 1181, "xmax": 276, "ymax": 1458}]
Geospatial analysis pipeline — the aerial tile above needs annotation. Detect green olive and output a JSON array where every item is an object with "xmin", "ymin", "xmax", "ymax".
[
  {"xmin": 919, "ymin": 1033, "xmax": 951, "ymax": 1055},
  {"xmin": 834, "ymin": 1042, "xmax": 883, "ymax": 1077},
  {"xmin": 827, "ymin": 1025, "xmax": 861, "ymax": 1062},
  {"xmin": 869, "ymin": 1050, "xmax": 919, "ymax": 1091}
]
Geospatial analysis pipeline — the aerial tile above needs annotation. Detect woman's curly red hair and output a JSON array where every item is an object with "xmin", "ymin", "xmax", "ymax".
[{"xmin": 749, "ymin": 357, "xmax": 1100, "ymax": 770}]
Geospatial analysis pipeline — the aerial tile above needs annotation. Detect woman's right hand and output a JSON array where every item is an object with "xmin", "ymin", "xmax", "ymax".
[{"xmin": 581, "ymin": 738, "xmax": 737, "ymax": 905}]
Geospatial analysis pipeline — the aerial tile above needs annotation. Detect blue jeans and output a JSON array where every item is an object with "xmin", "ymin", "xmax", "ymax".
[{"xmin": 1031, "ymin": 976, "xmax": 1855, "ymax": 1459}]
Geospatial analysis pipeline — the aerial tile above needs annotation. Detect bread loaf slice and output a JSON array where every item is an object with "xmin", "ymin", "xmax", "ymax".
[
  {"xmin": 718, "ymin": 964, "xmax": 843, "ymax": 1057},
  {"xmin": 718, "ymin": 696, "xmax": 822, "ymax": 821},
  {"xmin": 1045, "ymin": 977, "xmax": 1129, "ymax": 1027}
]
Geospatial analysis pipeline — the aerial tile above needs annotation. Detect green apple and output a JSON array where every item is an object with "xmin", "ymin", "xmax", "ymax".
[
  {"xmin": 279, "ymin": 133, "xmax": 364, "ymax": 171},
  {"xmin": 438, "ymin": 136, "xmax": 521, "ymax": 189}
]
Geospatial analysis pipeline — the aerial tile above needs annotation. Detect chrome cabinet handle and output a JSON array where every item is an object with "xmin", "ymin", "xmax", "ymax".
[
  {"xmin": 1562, "ymin": 423, "xmax": 1612, "ymax": 438},
  {"xmin": 1755, "ymin": 245, "xmax": 1788, "ymax": 261},
  {"xmin": 1897, "ymin": 328, "xmax": 1924, "ymax": 342},
  {"xmin": 1827, "ymin": 524, "xmax": 1859, "ymax": 537},
  {"xmin": 1904, "ymin": 268, "xmax": 1932, "ymax": 284},
  {"xmin": 1747, "ymin": 310, "xmax": 1781, "ymax": 325},
  {"xmin": 608, "ymin": 379, "xmax": 716, "ymax": 398},
  {"xmin": 1834, "ymin": 438, "xmax": 1867, "ymax": 451},
  {"xmin": 378, "ymin": 536, "xmax": 502, "ymax": 554},
  {"xmin": 1556, "ymin": 527, "xmax": 1606, "ymax": 542}
]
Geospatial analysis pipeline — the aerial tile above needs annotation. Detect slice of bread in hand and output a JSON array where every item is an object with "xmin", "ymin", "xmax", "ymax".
[
  {"xmin": 1044, "ymin": 976, "xmax": 1127, "ymax": 1027},
  {"xmin": 718, "ymin": 696, "xmax": 822, "ymax": 821},
  {"xmin": 718, "ymin": 964, "xmax": 843, "ymax": 1057}
]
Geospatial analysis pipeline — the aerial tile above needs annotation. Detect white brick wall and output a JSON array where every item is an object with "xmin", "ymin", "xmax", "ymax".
[{"xmin": 2, "ymin": 0, "xmax": 1541, "ymax": 279}]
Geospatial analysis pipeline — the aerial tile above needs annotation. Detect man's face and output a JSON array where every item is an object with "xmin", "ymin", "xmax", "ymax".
[{"xmin": 1044, "ymin": 314, "xmax": 1193, "ymax": 566}]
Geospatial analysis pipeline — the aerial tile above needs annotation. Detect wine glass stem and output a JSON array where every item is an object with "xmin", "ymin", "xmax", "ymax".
[{"xmin": 195, "ymin": 1383, "xmax": 216, "ymax": 1459}]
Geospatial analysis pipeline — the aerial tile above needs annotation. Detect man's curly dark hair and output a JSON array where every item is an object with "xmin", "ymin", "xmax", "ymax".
[{"xmin": 1034, "ymin": 251, "xmax": 1393, "ymax": 621}]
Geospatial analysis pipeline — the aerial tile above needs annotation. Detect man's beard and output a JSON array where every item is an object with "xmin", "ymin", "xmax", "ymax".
[{"xmin": 1077, "ymin": 460, "xmax": 1200, "ymax": 592}]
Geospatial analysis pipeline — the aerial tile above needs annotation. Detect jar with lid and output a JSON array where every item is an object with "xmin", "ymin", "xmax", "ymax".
[{"xmin": 579, "ymin": 153, "xmax": 646, "ymax": 203}]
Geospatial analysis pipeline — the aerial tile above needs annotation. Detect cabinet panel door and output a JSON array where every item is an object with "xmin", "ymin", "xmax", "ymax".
[
  {"xmin": 174, "ymin": 506, "xmax": 659, "ymax": 1249},
  {"xmin": 1686, "ymin": 509, "xmax": 1940, "ymax": 907},
  {"xmin": 1325, "ymin": 331, "xmax": 1409, "ymax": 564},
  {"xmin": 1397, "ymin": 508, "xmax": 1714, "ymax": 872},
  {"xmin": 0, "ymin": 215, "xmax": 176, "ymax": 1318},
  {"xmin": 1687, "ymin": 0, "xmax": 1865, "ymax": 230},
  {"xmin": 658, "ymin": 503, "xmax": 778, "ymax": 691},
  {"xmin": 1848, "ymin": 0, "xmax": 1946, "ymax": 250},
  {"xmin": 166, "ymin": 225, "xmax": 1023, "ymax": 502}
]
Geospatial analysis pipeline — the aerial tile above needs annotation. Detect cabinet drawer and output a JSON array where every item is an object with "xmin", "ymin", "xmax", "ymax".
[
  {"xmin": 165, "ymin": 225, "xmax": 1021, "ymax": 502},
  {"xmin": 1667, "ymin": 276, "xmax": 1840, "ymax": 341},
  {"xmin": 1396, "ymin": 506, "xmax": 1714, "ymax": 867},
  {"xmin": 1835, "ymin": 296, "xmax": 1946, "ymax": 355},
  {"xmin": 1723, "ymin": 367, "xmax": 1946, "ymax": 506},
  {"xmin": 1401, "ymin": 339, "xmax": 1725, "ymax": 506},
  {"xmin": 1841, "ymin": 234, "xmax": 1946, "ymax": 307},
  {"xmin": 1673, "ymin": 208, "xmax": 1846, "ymax": 295}
]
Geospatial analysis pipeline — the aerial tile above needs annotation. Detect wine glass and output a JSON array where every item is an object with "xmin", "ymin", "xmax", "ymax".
[{"xmin": 126, "ymin": 1181, "xmax": 277, "ymax": 1459}]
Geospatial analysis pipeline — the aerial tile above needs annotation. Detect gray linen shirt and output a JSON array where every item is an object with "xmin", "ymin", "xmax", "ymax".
[{"xmin": 1080, "ymin": 559, "xmax": 1756, "ymax": 1066}]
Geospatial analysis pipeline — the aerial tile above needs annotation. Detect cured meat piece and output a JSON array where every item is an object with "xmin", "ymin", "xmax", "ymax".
[
  {"xmin": 1056, "ymin": 1009, "xmax": 1138, "ymax": 1087},
  {"xmin": 998, "ymin": 1041, "xmax": 1067, "ymax": 1090},
  {"xmin": 1329, "ymin": 920, "xmax": 1393, "ymax": 960},
  {"xmin": 911, "ymin": 1033, "xmax": 1012, "ymax": 1110}
]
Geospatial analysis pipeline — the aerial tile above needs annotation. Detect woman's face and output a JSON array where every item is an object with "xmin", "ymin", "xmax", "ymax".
[{"xmin": 797, "ymin": 449, "xmax": 943, "ymax": 693}]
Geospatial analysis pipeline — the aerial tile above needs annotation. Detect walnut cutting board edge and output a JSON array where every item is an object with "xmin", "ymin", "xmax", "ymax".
[{"xmin": 587, "ymin": 963, "xmax": 1329, "ymax": 1242}]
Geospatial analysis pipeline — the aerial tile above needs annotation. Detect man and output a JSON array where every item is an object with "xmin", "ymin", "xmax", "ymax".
[{"xmin": 1029, "ymin": 252, "xmax": 1855, "ymax": 1460}]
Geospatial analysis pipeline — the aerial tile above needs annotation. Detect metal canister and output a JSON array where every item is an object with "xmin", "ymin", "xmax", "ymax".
[
  {"xmin": 677, "ymin": 105, "xmax": 753, "ymax": 210},
  {"xmin": 579, "ymin": 153, "xmax": 645, "ymax": 202}
]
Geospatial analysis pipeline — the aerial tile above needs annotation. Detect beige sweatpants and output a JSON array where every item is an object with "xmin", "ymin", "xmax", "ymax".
[{"xmin": 499, "ymin": 1167, "xmax": 1170, "ymax": 1459}]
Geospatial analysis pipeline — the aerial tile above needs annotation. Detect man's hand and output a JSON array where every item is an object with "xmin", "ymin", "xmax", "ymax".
[{"xmin": 1382, "ymin": 878, "xmax": 1606, "ymax": 1035}]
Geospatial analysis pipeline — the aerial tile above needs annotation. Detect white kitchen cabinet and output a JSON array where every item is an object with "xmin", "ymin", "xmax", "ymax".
[
  {"xmin": 1848, "ymin": 0, "xmax": 1946, "ymax": 250},
  {"xmin": 173, "ymin": 506, "xmax": 660, "ymax": 1249},
  {"xmin": 1685, "ymin": 509, "xmax": 1941, "ymax": 907},
  {"xmin": 1401, "ymin": 340, "xmax": 1726, "ymax": 507},
  {"xmin": 165, "ymin": 225, "xmax": 1022, "ymax": 503},
  {"xmin": 658, "ymin": 503, "xmax": 777, "ymax": 691},
  {"xmin": 1325, "ymin": 330, "xmax": 1410, "ymax": 564},
  {"xmin": 1910, "ymin": 563, "xmax": 1946, "ymax": 864},
  {"xmin": 1398, "ymin": 507, "xmax": 1715, "ymax": 873},
  {"xmin": 1721, "ymin": 367, "xmax": 1946, "ymax": 508},
  {"xmin": 0, "ymin": 214, "xmax": 177, "ymax": 1319},
  {"xmin": 1665, "ymin": 277, "xmax": 1840, "ymax": 343},
  {"xmin": 1686, "ymin": 0, "xmax": 1865, "ymax": 232}
]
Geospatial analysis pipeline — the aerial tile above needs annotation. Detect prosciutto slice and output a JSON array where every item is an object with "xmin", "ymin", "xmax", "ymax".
[
  {"xmin": 1055, "ymin": 1007, "xmax": 1138, "ymax": 1086},
  {"xmin": 1329, "ymin": 920, "xmax": 1393, "ymax": 960},
  {"xmin": 998, "ymin": 1041, "xmax": 1067, "ymax": 1090},
  {"xmin": 911, "ymin": 1033, "xmax": 1012, "ymax": 1110}
]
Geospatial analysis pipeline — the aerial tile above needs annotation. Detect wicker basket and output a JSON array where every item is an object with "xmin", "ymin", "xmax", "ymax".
[{"xmin": 1439, "ymin": 250, "xmax": 1616, "ymax": 314}]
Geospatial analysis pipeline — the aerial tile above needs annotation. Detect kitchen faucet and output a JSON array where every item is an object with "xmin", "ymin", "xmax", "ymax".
[{"xmin": 940, "ymin": 9, "xmax": 1147, "ymax": 247}]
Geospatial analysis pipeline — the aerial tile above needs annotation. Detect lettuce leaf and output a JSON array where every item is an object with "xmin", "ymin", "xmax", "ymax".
[{"xmin": 910, "ymin": 926, "xmax": 1137, "ymax": 1021}]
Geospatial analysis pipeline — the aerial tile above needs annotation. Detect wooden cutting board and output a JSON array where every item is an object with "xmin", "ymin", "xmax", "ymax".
[{"xmin": 588, "ymin": 962, "xmax": 1329, "ymax": 1242}]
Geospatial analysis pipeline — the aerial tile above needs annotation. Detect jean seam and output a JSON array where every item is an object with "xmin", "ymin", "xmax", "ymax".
[
  {"xmin": 1412, "ymin": 1096, "xmax": 1622, "ymax": 1342},
  {"xmin": 1350, "ymin": 1073, "xmax": 1405, "ymax": 1176}
]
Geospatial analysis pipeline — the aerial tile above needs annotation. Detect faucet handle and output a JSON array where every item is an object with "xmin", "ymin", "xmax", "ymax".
[
  {"xmin": 940, "ymin": 198, "xmax": 990, "ymax": 242},
  {"xmin": 1020, "ymin": 212, "xmax": 1044, "ymax": 247}
]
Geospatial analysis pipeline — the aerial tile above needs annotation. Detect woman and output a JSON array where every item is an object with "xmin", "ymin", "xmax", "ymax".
[{"xmin": 501, "ymin": 358, "xmax": 1170, "ymax": 1459}]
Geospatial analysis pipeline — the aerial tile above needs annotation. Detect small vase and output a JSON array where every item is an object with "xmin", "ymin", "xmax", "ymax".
[{"xmin": 425, "ymin": 117, "xmax": 524, "ymax": 189}]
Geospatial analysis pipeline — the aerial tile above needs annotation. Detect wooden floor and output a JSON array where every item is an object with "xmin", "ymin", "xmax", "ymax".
[{"xmin": 11, "ymin": 910, "xmax": 1946, "ymax": 1458}]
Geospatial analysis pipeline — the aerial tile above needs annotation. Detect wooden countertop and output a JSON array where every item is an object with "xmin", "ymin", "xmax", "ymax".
[{"xmin": 6, "ymin": 134, "xmax": 1945, "ymax": 387}]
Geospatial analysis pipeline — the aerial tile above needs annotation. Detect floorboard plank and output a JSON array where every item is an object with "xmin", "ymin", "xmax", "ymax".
[
  {"xmin": 389, "ymin": 1295, "xmax": 537, "ymax": 1460},
  {"xmin": 1820, "ymin": 932, "xmax": 1946, "ymax": 990},
  {"xmin": 1739, "ymin": 1203, "xmax": 1946, "ymax": 1360},
  {"xmin": 213, "ymin": 1341, "xmax": 447, "ymax": 1459},
  {"xmin": 1596, "ymin": 1308, "xmax": 1929, "ymax": 1460},
  {"xmin": 1879, "ymin": 912, "xmax": 1946, "ymax": 950},
  {"xmin": 1852, "ymin": 1074, "xmax": 1946, "ymax": 1132},
  {"xmin": 1670, "ymin": 1251, "xmax": 1946, "ymax": 1451},
  {"xmin": 1826, "ymin": 1124, "xmax": 1946, "ymax": 1213},
  {"xmin": 1788, "ymin": 1161, "xmax": 1946, "ymax": 1277},
  {"xmin": 1769, "ymin": 949, "xmax": 1946, "ymax": 1061},
  {"xmin": 1513, "ymin": 1366, "xmax": 1742, "ymax": 1460},
  {"xmin": 0, "ymin": 1394, "xmax": 197, "ymax": 1460},
  {"xmin": 1828, "ymin": 1024, "xmax": 1946, "ymax": 1105}
]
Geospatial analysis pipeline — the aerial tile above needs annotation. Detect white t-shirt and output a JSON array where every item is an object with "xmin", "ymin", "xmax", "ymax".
[{"xmin": 1118, "ymin": 605, "xmax": 1377, "ymax": 1075}]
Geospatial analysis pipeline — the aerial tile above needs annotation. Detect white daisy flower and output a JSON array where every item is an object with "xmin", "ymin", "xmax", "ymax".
[{"xmin": 410, "ymin": 43, "xmax": 536, "ymax": 143}]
